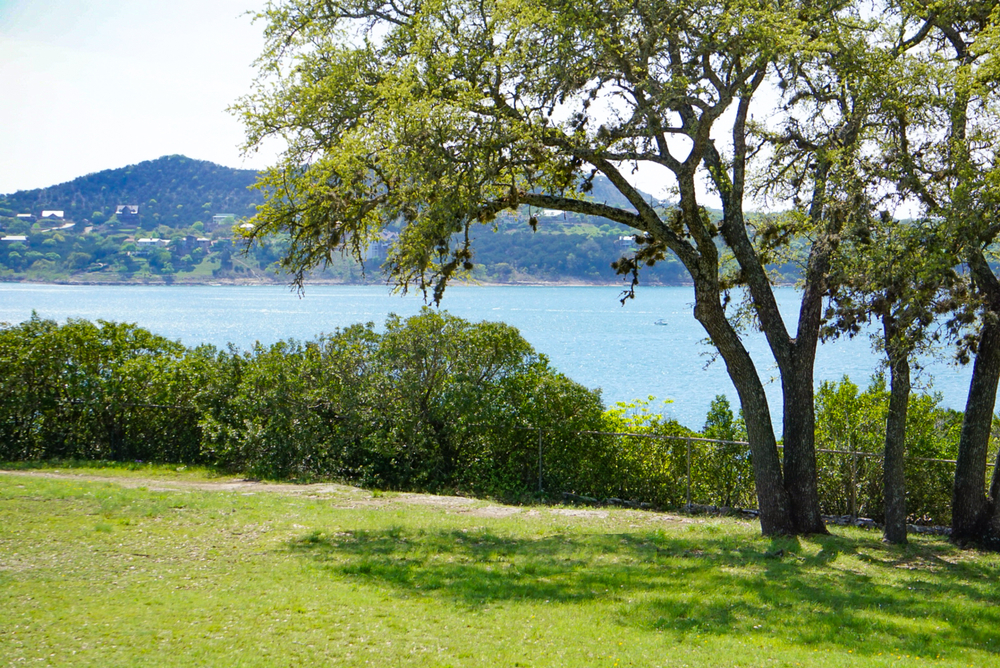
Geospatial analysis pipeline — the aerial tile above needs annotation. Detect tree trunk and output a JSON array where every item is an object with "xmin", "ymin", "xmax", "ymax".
[
  {"xmin": 715, "ymin": 179, "xmax": 830, "ymax": 535},
  {"xmin": 952, "ymin": 319, "xmax": 1000, "ymax": 544},
  {"xmin": 953, "ymin": 249, "xmax": 1000, "ymax": 549},
  {"xmin": 883, "ymin": 318, "xmax": 909, "ymax": 545},
  {"xmin": 776, "ymin": 235, "xmax": 834, "ymax": 535},
  {"xmin": 981, "ymin": 452, "xmax": 1000, "ymax": 548},
  {"xmin": 692, "ymin": 285, "xmax": 795, "ymax": 535},
  {"xmin": 781, "ymin": 353, "xmax": 828, "ymax": 534}
]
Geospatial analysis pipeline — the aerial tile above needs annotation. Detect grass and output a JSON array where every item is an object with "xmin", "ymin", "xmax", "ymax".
[
  {"xmin": 176, "ymin": 256, "xmax": 221, "ymax": 279},
  {"xmin": 1, "ymin": 467, "xmax": 999, "ymax": 667},
  {"xmin": 0, "ymin": 459, "xmax": 233, "ymax": 481}
]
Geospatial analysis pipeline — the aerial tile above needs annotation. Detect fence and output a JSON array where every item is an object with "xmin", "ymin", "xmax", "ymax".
[
  {"xmin": 526, "ymin": 426, "xmax": 996, "ymax": 527},
  {"xmin": 2, "ymin": 390, "xmax": 990, "ymax": 527}
]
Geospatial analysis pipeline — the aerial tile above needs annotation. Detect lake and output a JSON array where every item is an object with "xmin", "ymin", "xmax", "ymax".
[{"xmin": 0, "ymin": 282, "xmax": 979, "ymax": 430}]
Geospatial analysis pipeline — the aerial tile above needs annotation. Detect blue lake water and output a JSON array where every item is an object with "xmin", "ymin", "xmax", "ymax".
[{"xmin": 0, "ymin": 282, "xmax": 980, "ymax": 430}]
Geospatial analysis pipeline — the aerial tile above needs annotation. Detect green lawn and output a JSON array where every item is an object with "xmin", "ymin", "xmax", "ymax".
[
  {"xmin": 176, "ymin": 255, "xmax": 221, "ymax": 279},
  {"xmin": 1, "ymin": 466, "xmax": 998, "ymax": 667}
]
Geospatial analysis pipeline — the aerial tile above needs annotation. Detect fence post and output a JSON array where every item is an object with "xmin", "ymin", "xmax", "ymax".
[
  {"xmin": 686, "ymin": 438, "xmax": 692, "ymax": 507},
  {"xmin": 850, "ymin": 450, "xmax": 858, "ymax": 521},
  {"xmin": 538, "ymin": 428, "xmax": 543, "ymax": 493}
]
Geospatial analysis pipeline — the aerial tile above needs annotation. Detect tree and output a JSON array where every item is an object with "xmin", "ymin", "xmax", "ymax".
[
  {"xmin": 871, "ymin": 1, "xmax": 1000, "ymax": 546},
  {"xmin": 235, "ymin": 0, "xmax": 898, "ymax": 533},
  {"xmin": 763, "ymin": 8, "xmax": 957, "ymax": 543},
  {"xmin": 825, "ymin": 215, "xmax": 959, "ymax": 542}
]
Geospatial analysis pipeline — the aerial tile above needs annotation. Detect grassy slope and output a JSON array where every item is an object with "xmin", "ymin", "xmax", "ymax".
[{"xmin": 1, "ymin": 467, "xmax": 999, "ymax": 667}]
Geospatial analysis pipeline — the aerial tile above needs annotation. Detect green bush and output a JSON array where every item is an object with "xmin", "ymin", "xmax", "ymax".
[
  {"xmin": 533, "ymin": 395, "xmax": 755, "ymax": 510},
  {"xmin": 814, "ymin": 375, "xmax": 966, "ymax": 525},
  {"xmin": 198, "ymin": 338, "xmax": 343, "ymax": 479},
  {"xmin": 191, "ymin": 308, "xmax": 606, "ymax": 496},
  {"xmin": 699, "ymin": 395, "xmax": 753, "ymax": 508},
  {"xmin": 0, "ymin": 315, "xmax": 201, "ymax": 462},
  {"xmin": 2, "ymin": 314, "xmax": 988, "ymax": 523},
  {"xmin": 584, "ymin": 397, "xmax": 698, "ymax": 507}
]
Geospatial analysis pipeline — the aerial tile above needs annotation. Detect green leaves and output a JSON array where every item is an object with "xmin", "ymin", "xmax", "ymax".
[
  {"xmin": 235, "ymin": 0, "xmax": 819, "ymax": 298},
  {"xmin": 0, "ymin": 315, "xmax": 198, "ymax": 462},
  {"xmin": 0, "ymin": 311, "xmax": 606, "ymax": 497},
  {"xmin": 814, "ymin": 375, "xmax": 963, "ymax": 524}
]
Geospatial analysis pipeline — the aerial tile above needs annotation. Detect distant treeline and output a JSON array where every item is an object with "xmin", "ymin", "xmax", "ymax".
[
  {"xmin": 467, "ymin": 221, "xmax": 690, "ymax": 284},
  {"xmin": 0, "ymin": 312, "xmax": 974, "ymax": 524}
]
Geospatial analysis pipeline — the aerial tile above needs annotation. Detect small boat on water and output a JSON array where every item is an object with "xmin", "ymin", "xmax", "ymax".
[{"xmin": 654, "ymin": 319, "xmax": 668, "ymax": 326}]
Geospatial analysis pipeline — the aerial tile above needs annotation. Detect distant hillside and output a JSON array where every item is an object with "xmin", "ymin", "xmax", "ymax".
[
  {"xmin": 583, "ymin": 174, "xmax": 669, "ymax": 210},
  {"xmin": 0, "ymin": 157, "xmax": 703, "ymax": 286},
  {"xmin": 0, "ymin": 155, "xmax": 260, "ymax": 229}
]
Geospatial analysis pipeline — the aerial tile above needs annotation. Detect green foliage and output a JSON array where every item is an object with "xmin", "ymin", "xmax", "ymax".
[
  {"xmin": 234, "ymin": 0, "xmax": 810, "ymax": 299},
  {"xmin": 0, "ymin": 313, "xmax": 981, "ymax": 523},
  {"xmin": 701, "ymin": 395, "xmax": 752, "ymax": 508},
  {"xmin": 563, "ymin": 395, "xmax": 756, "ymax": 510},
  {"xmin": 0, "ymin": 311, "xmax": 603, "ymax": 499},
  {"xmin": 201, "ymin": 308, "xmax": 606, "ymax": 497},
  {"xmin": 595, "ymin": 397, "xmax": 700, "ymax": 507},
  {"xmin": 814, "ymin": 376, "xmax": 966, "ymax": 524},
  {"xmin": 199, "ymin": 338, "xmax": 344, "ymax": 480},
  {"xmin": 467, "ymin": 220, "xmax": 689, "ymax": 284},
  {"xmin": 0, "ymin": 314, "xmax": 201, "ymax": 463},
  {"xmin": 2, "ymin": 155, "xmax": 259, "ymax": 229}
]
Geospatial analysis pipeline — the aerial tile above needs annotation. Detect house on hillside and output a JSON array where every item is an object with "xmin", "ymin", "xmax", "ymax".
[
  {"xmin": 173, "ymin": 235, "xmax": 200, "ymax": 253},
  {"xmin": 40, "ymin": 210, "xmax": 64, "ymax": 219},
  {"xmin": 615, "ymin": 235, "xmax": 637, "ymax": 250},
  {"xmin": 134, "ymin": 238, "xmax": 170, "ymax": 256},
  {"xmin": 366, "ymin": 230, "xmax": 399, "ymax": 260},
  {"xmin": 115, "ymin": 205, "xmax": 140, "ymax": 226},
  {"xmin": 2, "ymin": 235, "xmax": 28, "ymax": 242},
  {"xmin": 212, "ymin": 214, "xmax": 237, "ymax": 229}
]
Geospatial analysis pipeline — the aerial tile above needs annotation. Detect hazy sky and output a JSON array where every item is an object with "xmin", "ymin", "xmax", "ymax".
[
  {"xmin": 0, "ymin": 0, "xmax": 691, "ymax": 202},
  {"xmin": 0, "ymin": 0, "xmax": 275, "ymax": 194}
]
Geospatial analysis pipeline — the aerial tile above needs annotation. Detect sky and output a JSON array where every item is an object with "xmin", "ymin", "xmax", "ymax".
[
  {"xmin": 0, "ymin": 0, "xmax": 707, "ymax": 203},
  {"xmin": 0, "ymin": 0, "xmax": 275, "ymax": 194}
]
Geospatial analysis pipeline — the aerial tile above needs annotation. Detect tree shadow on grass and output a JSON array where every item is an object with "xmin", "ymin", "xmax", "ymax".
[{"xmin": 287, "ymin": 526, "xmax": 1000, "ymax": 659}]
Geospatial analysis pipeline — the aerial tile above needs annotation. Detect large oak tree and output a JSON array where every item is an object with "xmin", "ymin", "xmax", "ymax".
[{"xmin": 234, "ymin": 0, "xmax": 930, "ymax": 534}]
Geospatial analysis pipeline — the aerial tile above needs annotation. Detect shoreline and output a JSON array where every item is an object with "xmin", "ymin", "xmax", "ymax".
[{"xmin": 0, "ymin": 275, "xmax": 698, "ymax": 289}]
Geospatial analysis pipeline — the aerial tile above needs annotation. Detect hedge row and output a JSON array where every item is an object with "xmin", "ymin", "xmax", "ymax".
[
  {"xmin": 0, "ymin": 312, "xmax": 979, "ymax": 522},
  {"xmin": 0, "ymin": 310, "xmax": 609, "ymax": 498}
]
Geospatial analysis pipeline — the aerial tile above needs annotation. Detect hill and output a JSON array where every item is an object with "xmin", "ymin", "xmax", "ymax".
[
  {"xmin": 0, "ymin": 155, "xmax": 259, "ymax": 230},
  {"xmin": 0, "ymin": 157, "xmax": 694, "ymax": 285}
]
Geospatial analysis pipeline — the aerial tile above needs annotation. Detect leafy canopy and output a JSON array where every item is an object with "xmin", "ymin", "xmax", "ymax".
[{"xmin": 235, "ymin": 0, "xmax": 817, "ymax": 299}]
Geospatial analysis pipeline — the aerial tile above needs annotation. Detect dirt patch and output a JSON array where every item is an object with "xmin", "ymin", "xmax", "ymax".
[
  {"xmin": 459, "ymin": 505, "xmax": 524, "ymax": 518},
  {"xmin": 396, "ymin": 492, "xmax": 478, "ymax": 507},
  {"xmin": 550, "ymin": 508, "xmax": 610, "ymax": 519}
]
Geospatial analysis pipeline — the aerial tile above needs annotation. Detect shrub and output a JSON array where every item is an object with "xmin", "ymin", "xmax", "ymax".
[
  {"xmin": 814, "ymin": 375, "xmax": 964, "ymax": 525},
  {"xmin": 195, "ymin": 308, "xmax": 605, "ymax": 496},
  {"xmin": 0, "ymin": 315, "xmax": 200, "ymax": 462}
]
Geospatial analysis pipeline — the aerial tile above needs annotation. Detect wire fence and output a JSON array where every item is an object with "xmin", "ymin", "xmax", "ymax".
[
  {"xmin": 525, "ymin": 426, "xmax": 994, "ymax": 527},
  {"xmin": 3, "ymin": 392, "xmax": 988, "ymax": 528}
]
